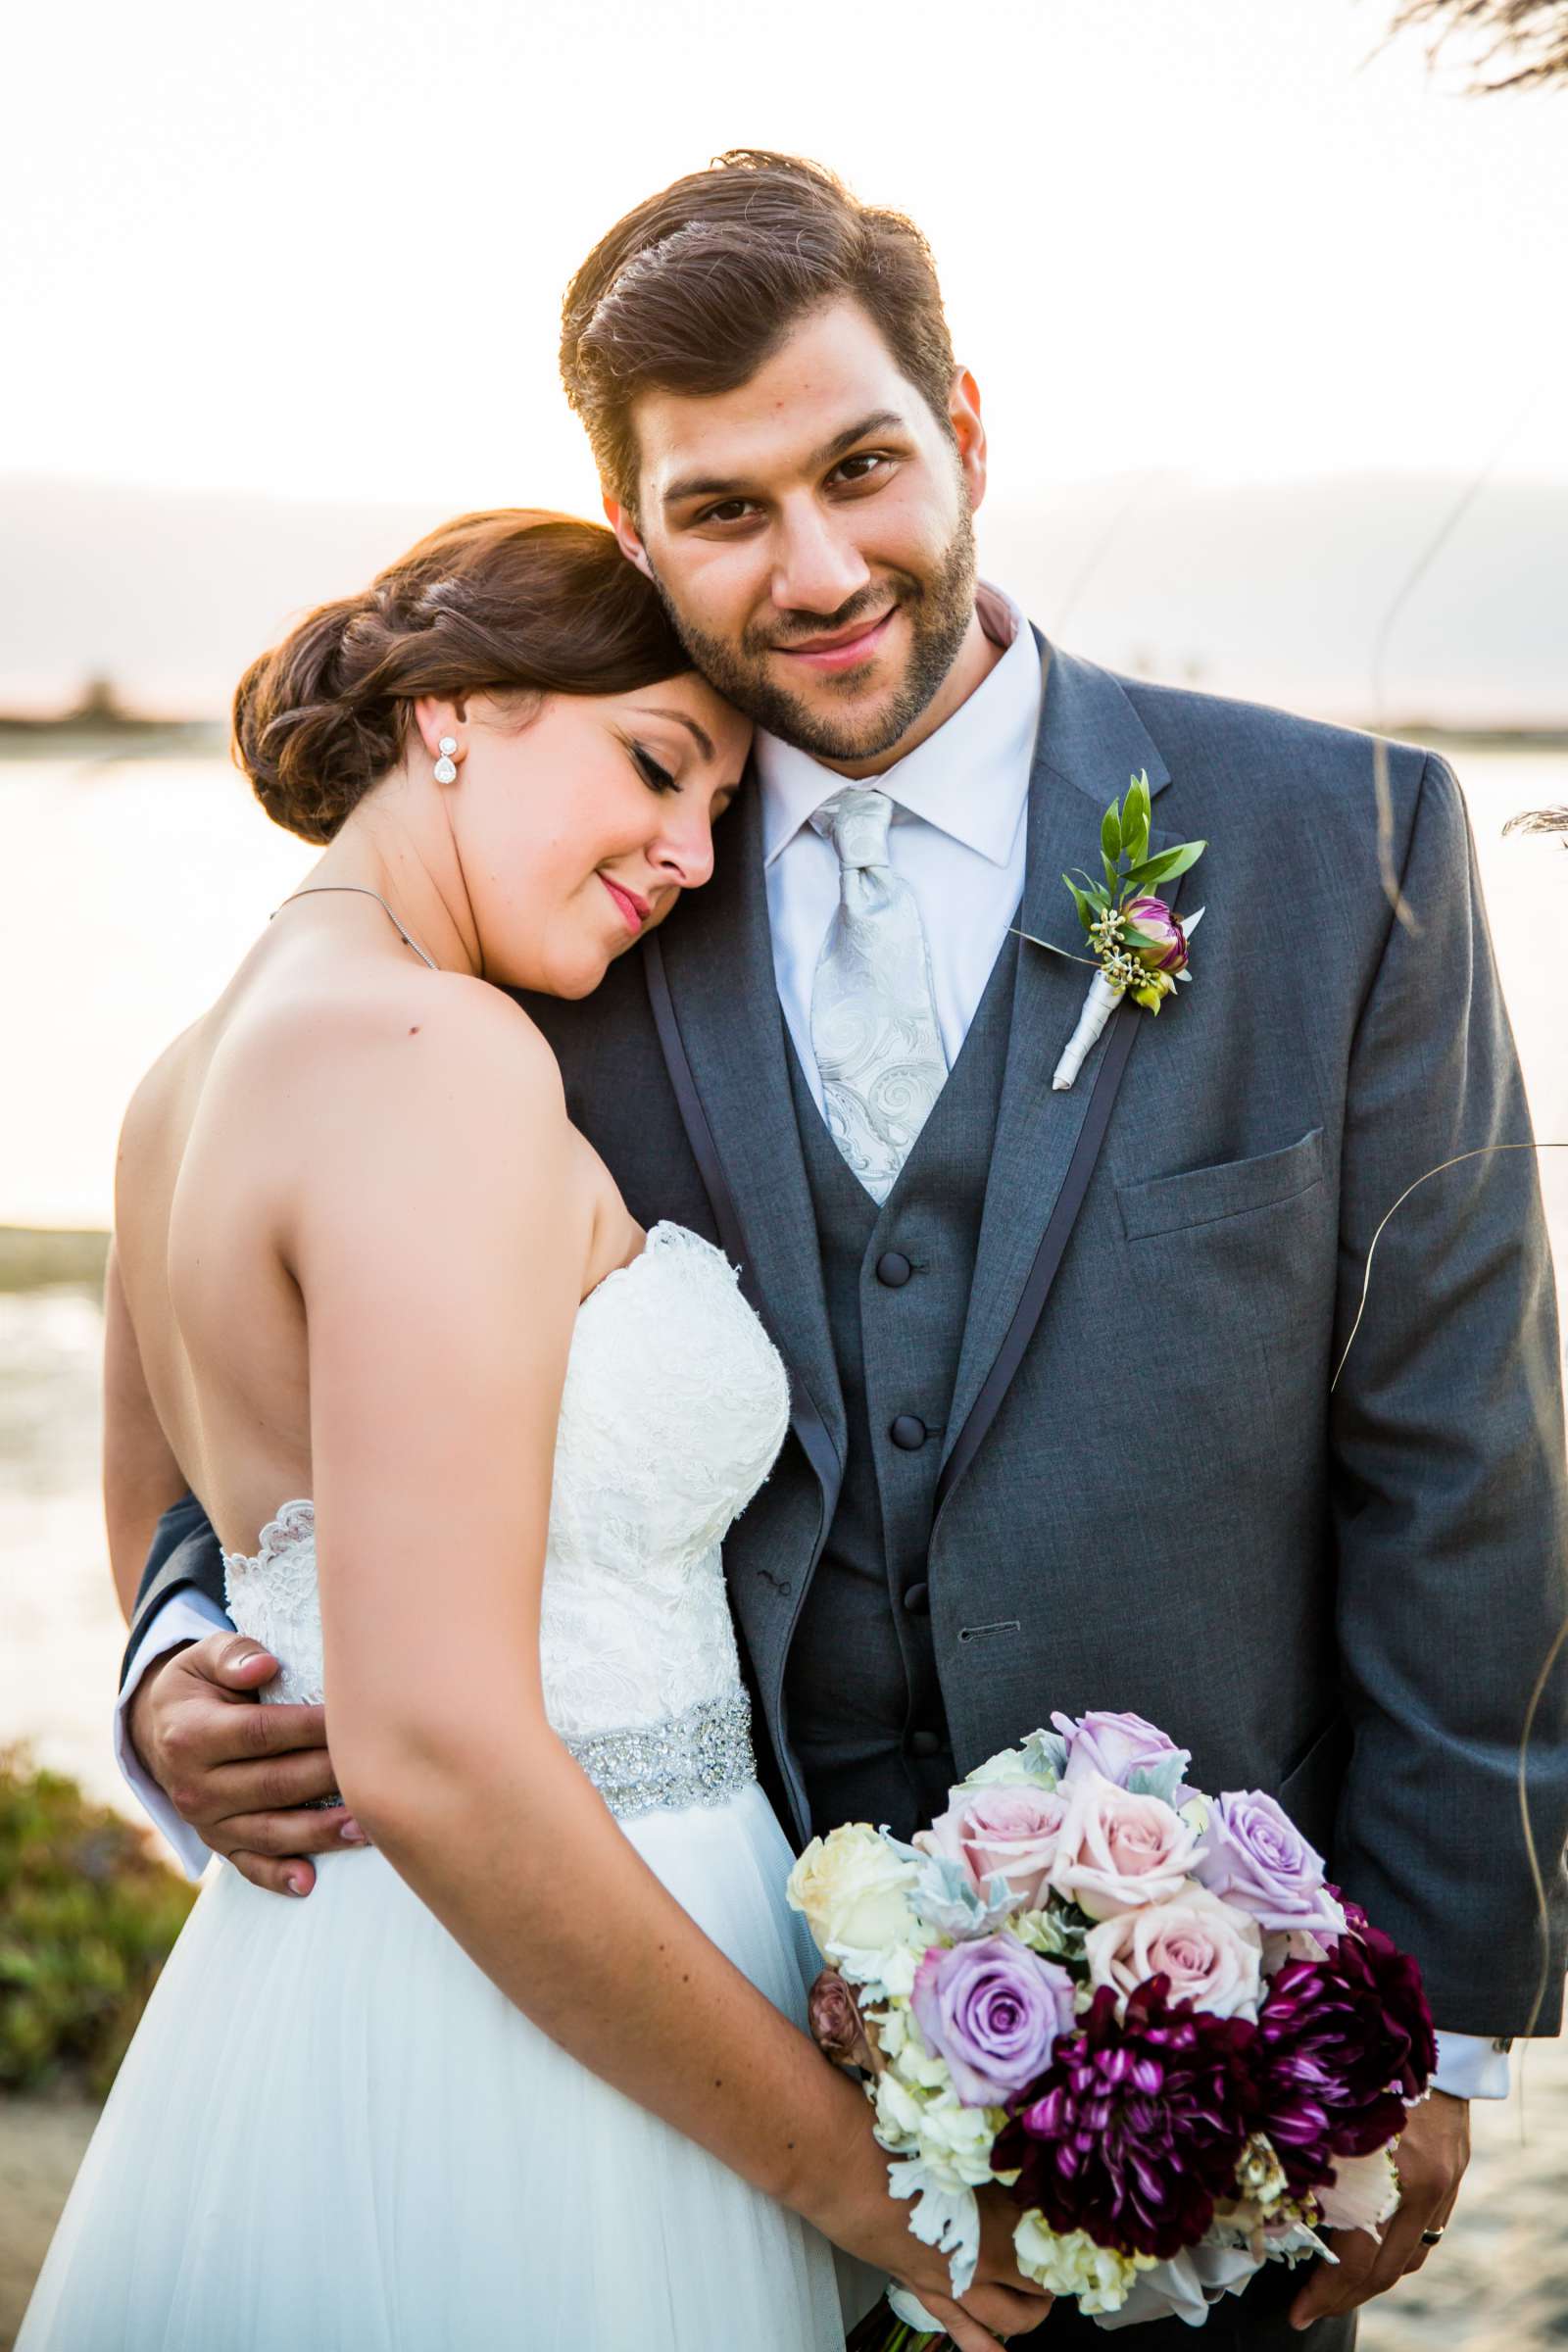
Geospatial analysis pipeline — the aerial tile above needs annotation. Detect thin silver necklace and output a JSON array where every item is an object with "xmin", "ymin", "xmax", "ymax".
[{"xmin": 270, "ymin": 885, "xmax": 439, "ymax": 971}]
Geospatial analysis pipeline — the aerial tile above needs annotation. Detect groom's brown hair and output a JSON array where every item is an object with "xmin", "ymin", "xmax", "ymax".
[{"xmin": 560, "ymin": 150, "xmax": 957, "ymax": 512}]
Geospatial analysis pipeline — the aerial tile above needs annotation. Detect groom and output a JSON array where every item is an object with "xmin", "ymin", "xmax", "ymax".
[{"xmin": 118, "ymin": 154, "xmax": 1567, "ymax": 2343}]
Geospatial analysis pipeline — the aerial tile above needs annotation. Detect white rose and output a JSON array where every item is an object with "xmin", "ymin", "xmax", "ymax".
[{"xmin": 788, "ymin": 1824, "xmax": 921, "ymax": 1958}]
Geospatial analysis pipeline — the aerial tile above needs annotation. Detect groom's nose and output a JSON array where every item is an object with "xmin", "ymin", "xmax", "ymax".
[{"xmin": 768, "ymin": 498, "xmax": 870, "ymax": 615}]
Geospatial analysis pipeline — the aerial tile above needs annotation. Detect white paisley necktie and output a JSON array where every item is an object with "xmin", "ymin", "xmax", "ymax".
[{"xmin": 808, "ymin": 787, "xmax": 950, "ymax": 1204}]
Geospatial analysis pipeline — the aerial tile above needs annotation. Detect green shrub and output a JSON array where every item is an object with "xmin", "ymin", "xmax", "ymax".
[{"xmin": 0, "ymin": 1747, "xmax": 197, "ymax": 2098}]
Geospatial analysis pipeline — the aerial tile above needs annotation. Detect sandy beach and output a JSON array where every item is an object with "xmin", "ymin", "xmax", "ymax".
[{"xmin": 1, "ymin": 2096, "xmax": 96, "ymax": 2350}]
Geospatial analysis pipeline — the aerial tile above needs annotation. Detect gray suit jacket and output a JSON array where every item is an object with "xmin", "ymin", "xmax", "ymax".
[{"xmin": 129, "ymin": 641, "xmax": 1568, "ymax": 2035}]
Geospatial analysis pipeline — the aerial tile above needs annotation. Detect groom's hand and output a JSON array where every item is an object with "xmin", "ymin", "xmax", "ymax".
[
  {"xmin": 1289, "ymin": 2090, "xmax": 1471, "ymax": 2332},
  {"xmin": 127, "ymin": 1632, "xmax": 361, "ymax": 1896}
]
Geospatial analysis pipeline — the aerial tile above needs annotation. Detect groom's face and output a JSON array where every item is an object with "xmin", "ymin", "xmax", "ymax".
[{"xmin": 606, "ymin": 300, "xmax": 987, "ymax": 767}]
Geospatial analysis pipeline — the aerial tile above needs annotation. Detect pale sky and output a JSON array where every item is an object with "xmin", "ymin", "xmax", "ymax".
[{"xmin": 4, "ymin": 0, "xmax": 1566, "ymax": 514}]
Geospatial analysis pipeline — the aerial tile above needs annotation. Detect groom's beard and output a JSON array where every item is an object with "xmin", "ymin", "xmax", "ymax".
[{"xmin": 653, "ymin": 503, "xmax": 978, "ymax": 766}]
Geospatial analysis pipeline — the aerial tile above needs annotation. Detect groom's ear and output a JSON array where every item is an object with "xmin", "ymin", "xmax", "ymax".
[
  {"xmin": 949, "ymin": 367, "xmax": 988, "ymax": 518},
  {"xmin": 604, "ymin": 493, "xmax": 656, "ymax": 583}
]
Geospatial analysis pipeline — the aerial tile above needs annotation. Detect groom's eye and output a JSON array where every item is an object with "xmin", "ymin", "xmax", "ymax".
[
  {"xmin": 693, "ymin": 498, "xmax": 758, "ymax": 527},
  {"xmin": 831, "ymin": 453, "xmax": 893, "ymax": 490}
]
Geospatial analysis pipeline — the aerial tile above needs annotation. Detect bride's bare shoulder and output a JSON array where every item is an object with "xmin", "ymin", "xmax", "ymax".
[
  {"xmin": 120, "ymin": 967, "xmax": 567, "ymax": 1214},
  {"xmin": 238, "ymin": 961, "xmax": 566, "ymax": 1122}
]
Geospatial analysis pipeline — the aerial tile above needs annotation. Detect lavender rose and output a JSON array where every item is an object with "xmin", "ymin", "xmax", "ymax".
[
  {"xmin": 1053, "ymin": 1709, "xmax": 1190, "ymax": 1790},
  {"xmin": 1195, "ymin": 1790, "xmax": 1347, "ymax": 1939},
  {"xmin": 911, "ymin": 1936, "xmax": 1076, "ymax": 2107}
]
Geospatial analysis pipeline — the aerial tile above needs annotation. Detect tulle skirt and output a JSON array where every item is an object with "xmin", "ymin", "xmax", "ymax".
[{"xmin": 19, "ymin": 1781, "xmax": 857, "ymax": 2350}]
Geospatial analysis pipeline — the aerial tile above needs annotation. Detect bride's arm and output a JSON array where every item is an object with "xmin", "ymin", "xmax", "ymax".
[
  {"xmin": 288, "ymin": 978, "xmax": 1043, "ymax": 2349},
  {"xmin": 103, "ymin": 1239, "xmax": 187, "ymax": 1621}
]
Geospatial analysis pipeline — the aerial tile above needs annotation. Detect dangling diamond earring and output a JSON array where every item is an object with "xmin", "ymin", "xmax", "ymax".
[{"xmin": 433, "ymin": 734, "xmax": 459, "ymax": 785}]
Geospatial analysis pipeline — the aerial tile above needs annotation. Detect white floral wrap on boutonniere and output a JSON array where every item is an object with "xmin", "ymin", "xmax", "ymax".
[{"xmin": 1019, "ymin": 773, "xmax": 1207, "ymax": 1091}]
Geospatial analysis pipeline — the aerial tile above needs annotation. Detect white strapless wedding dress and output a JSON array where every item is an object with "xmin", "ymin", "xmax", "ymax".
[{"xmin": 20, "ymin": 1224, "xmax": 853, "ymax": 2351}]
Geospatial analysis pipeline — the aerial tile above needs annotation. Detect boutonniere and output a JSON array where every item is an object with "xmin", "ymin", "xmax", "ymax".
[{"xmin": 1019, "ymin": 772, "xmax": 1207, "ymax": 1092}]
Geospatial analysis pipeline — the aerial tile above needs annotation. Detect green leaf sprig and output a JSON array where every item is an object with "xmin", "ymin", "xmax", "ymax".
[{"xmin": 1061, "ymin": 772, "xmax": 1207, "ymax": 1014}]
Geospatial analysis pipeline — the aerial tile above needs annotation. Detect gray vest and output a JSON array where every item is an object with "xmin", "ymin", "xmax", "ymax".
[{"xmin": 783, "ymin": 937, "xmax": 1017, "ymax": 1840}]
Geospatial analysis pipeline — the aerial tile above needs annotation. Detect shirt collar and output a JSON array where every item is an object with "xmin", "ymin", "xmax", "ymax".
[{"xmin": 757, "ymin": 582, "xmax": 1040, "ymax": 869}]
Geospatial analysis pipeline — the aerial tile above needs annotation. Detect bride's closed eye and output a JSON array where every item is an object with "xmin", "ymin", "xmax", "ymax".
[{"xmin": 630, "ymin": 740, "xmax": 679, "ymax": 795}]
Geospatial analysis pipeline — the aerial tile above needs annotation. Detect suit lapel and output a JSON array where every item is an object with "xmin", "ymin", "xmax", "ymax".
[
  {"xmin": 643, "ymin": 779, "xmax": 847, "ymax": 1498},
  {"xmin": 939, "ymin": 641, "xmax": 1173, "ymax": 1504}
]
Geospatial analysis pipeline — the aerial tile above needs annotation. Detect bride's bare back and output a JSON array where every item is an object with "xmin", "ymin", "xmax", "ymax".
[{"xmin": 111, "ymin": 896, "xmax": 637, "ymax": 1588}]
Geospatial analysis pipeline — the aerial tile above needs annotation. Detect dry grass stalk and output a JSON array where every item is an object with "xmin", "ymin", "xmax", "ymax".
[{"xmin": 1389, "ymin": 0, "xmax": 1568, "ymax": 91}]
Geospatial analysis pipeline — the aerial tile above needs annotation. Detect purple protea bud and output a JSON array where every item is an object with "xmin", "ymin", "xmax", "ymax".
[{"xmin": 1123, "ymin": 897, "xmax": 1189, "ymax": 974}]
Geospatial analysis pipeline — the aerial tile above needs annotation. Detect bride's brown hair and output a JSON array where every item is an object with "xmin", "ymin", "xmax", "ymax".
[{"xmin": 233, "ymin": 509, "xmax": 691, "ymax": 845}]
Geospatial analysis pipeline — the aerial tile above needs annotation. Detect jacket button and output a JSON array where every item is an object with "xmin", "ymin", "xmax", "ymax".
[
  {"xmin": 876, "ymin": 1250, "xmax": 912, "ymax": 1288},
  {"xmin": 908, "ymin": 1729, "xmax": 945, "ymax": 1759},
  {"xmin": 903, "ymin": 1581, "xmax": 930, "ymax": 1615},
  {"xmin": 890, "ymin": 1414, "xmax": 927, "ymax": 1450}
]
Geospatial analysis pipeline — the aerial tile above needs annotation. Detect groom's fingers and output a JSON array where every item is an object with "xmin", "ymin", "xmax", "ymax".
[
  {"xmin": 1290, "ymin": 2201, "xmax": 1429, "ymax": 2329},
  {"xmin": 226, "ymin": 1848, "xmax": 320, "ymax": 1898},
  {"xmin": 1289, "ymin": 2227, "xmax": 1380, "ymax": 2329},
  {"xmin": 207, "ymin": 1740, "xmax": 343, "ymax": 1813},
  {"xmin": 211, "ymin": 1805, "xmax": 362, "ymax": 1859}
]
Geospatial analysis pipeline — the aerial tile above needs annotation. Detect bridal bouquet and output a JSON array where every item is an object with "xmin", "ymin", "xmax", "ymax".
[{"xmin": 788, "ymin": 1711, "xmax": 1434, "ymax": 2337}]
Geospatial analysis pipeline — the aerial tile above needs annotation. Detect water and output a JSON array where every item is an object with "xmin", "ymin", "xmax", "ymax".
[{"xmin": 0, "ymin": 748, "xmax": 1565, "ymax": 2344}]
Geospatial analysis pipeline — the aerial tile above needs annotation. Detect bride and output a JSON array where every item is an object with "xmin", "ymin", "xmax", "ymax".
[{"xmin": 20, "ymin": 511, "xmax": 1046, "ymax": 2351}]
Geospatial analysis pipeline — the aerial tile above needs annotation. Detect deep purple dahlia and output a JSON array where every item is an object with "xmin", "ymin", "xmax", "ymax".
[
  {"xmin": 1250, "ymin": 1928, "xmax": 1435, "ymax": 2192},
  {"xmin": 995, "ymin": 1979, "xmax": 1256, "ymax": 2262}
]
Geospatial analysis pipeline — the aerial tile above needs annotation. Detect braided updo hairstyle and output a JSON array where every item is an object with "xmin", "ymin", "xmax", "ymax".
[{"xmin": 233, "ymin": 510, "xmax": 691, "ymax": 844}]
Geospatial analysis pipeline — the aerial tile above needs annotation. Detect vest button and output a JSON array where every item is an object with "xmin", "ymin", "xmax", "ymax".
[
  {"xmin": 908, "ymin": 1729, "xmax": 945, "ymax": 1760},
  {"xmin": 890, "ymin": 1414, "xmax": 927, "ymax": 1450},
  {"xmin": 903, "ymin": 1581, "xmax": 930, "ymax": 1615},
  {"xmin": 876, "ymin": 1250, "xmax": 912, "ymax": 1288}
]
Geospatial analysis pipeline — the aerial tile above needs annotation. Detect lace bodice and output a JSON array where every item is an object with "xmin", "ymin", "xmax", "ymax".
[{"xmin": 222, "ymin": 1224, "xmax": 790, "ymax": 1742}]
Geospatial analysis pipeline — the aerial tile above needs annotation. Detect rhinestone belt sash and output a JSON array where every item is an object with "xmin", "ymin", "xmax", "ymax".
[{"xmin": 564, "ymin": 1690, "xmax": 757, "ymax": 1820}]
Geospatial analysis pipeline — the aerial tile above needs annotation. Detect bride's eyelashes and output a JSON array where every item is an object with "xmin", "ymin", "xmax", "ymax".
[{"xmin": 628, "ymin": 739, "xmax": 680, "ymax": 796}]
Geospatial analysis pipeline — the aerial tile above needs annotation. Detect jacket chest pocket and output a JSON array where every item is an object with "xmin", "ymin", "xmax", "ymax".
[{"xmin": 1116, "ymin": 1126, "xmax": 1327, "ymax": 1243}]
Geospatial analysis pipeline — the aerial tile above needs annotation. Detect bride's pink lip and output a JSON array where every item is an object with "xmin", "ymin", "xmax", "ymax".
[
  {"xmin": 600, "ymin": 875, "xmax": 649, "ymax": 936},
  {"xmin": 776, "ymin": 607, "xmax": 896, "ymax": 674}
]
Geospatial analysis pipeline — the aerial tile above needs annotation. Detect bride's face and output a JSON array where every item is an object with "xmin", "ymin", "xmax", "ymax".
[{"xmin": 417, "ymin": 673, "xmax": 750, "ymax": 997}]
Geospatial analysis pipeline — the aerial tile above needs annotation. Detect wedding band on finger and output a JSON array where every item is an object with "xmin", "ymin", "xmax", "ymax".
[{"xmin": 1419, "ymin": 2227, "xmax": 1446, "ymax": 2246}]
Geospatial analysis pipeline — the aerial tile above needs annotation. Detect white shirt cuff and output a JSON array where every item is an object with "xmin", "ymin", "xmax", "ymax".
[
  {"xmin": 1431, "ymin": 2028, "xmax": 1512, "ymax": 2101},
  {"xmin": 115, "ymin": 1589, "xmax": 232, "ymax": 1881}
]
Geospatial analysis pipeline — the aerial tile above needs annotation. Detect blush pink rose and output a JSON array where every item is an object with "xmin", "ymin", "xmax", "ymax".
[
  {"xmin": 1050, "ymin": 1771, "xmax": 1204, "ymax": 1920},
  {"xmin": 915, "ymin": 1785, "xmax": 1069, "ymax": 1910},
  {"xmin": 1084, "ymin": 1886, "xmax": 1263, "ymax": 2020}
]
